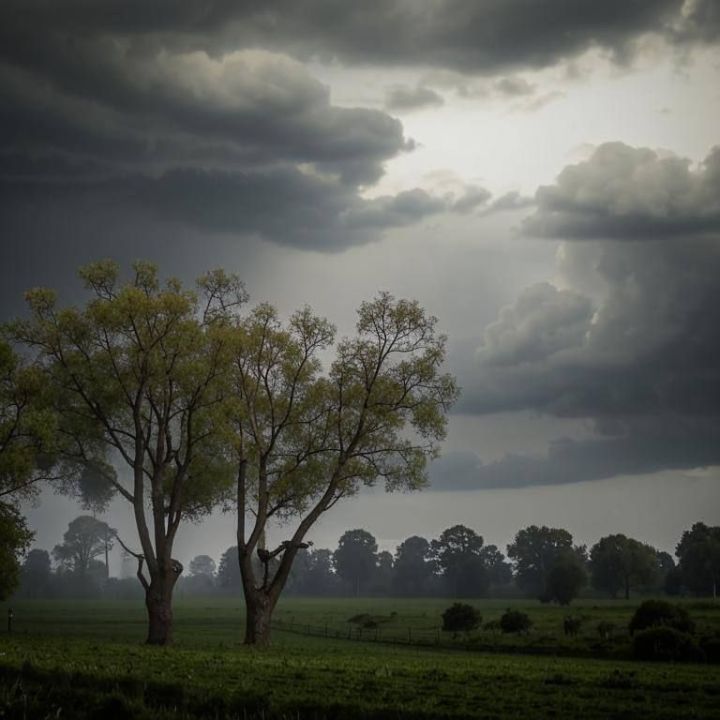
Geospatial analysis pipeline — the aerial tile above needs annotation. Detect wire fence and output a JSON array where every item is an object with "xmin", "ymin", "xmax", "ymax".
[{"xmin": 271, "ymin": 619, "xmax": 456, "ymax": 649}]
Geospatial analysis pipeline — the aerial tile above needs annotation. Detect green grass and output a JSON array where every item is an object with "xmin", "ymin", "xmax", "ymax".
[{"xmin": 0, "ymin": 597, "xmax": 718, "ymax": 719}]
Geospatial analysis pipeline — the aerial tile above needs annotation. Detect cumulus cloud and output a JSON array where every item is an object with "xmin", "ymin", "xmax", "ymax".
[
  {"xmin": 384, "ymin": 85, "xmax": 444, "ymax": 112},
  {"xmin": 524, "ymin": 143, "xmax": 720, "ymax": 240},
  {"xmin": 453, "ymin": 141, "xmax": 720, "ymax": 487}
]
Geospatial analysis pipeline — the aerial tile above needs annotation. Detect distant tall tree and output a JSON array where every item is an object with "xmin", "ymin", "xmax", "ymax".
[
  {"xmin": 373, "ymin": 550, "xmax": 394, "ymax": 595},
  {"xmin": 217, "ymin": 546, "xmax": 242, "ymax": 592},
  {"xmin": 507, "ymin": 525, "xmax": 584, "ymax": 602},
  {"xmin": 19, "ymin": 548, "xmax": 52, "ymax": 598},
  {"xmin": 676, "ymin": 523, "xmax": 720, "ymax": 598},
  {"xmin": 546, "ymin": 551, "xmax": 587, "ymax": 605},
  {"xmin": 589, "ymin": 534, "xmax": 659, "ymax": 599},
  {"xmin": 432, "ymin": 525, "xmax": 489, "ymax": 597},
  {"xmin": 189, "ymin": 555, "xmax": 216, "ymax": 578},
  {"xmin": 289, "ymin": 548, "xmax": 339, "ymax": 596},
  {"xmin": 334, "ymin": 529, "xmax": 378, "ymax": 597},
  {"xmin": 480, "ymin": 544, "xmax": 513, "ymax": 588},
  {"xmin": 393, "ymin": 536, "xmax": 435, "ymax": 596},
  {"xmin": 53, "ymin": 515, "xmax": 115, "ymax": 578}
]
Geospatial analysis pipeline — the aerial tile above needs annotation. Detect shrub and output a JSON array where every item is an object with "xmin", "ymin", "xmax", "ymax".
[
  {"xmin": 563, "ymin": 616, "xmax": 583, "ymax": 636},
  {"xmin": 596, "ymin": 621, "xmax": 616, "ymax": 640},
  {"xmin": 700, "ymin": 635, "xmax": 720, "ymax": 664},
  {"xmin": 632, "ymin": 626, "xmax": 704, "ymax": 662},
  {"xmin": 441, "ymin": 603, "xmax": 482, "ymax": 633},
  {"xmin": 628, "ymin": 600, "xmax": 695, "ymax": 635},
  {"xmin": 500, "ymin": 609, "xmax": 532, "ymax": 634}
]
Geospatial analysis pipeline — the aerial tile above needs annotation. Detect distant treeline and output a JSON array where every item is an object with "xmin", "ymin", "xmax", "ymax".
[{"xmin": 13, "ymin": 517, "xmax": 719, "ymax": 604}]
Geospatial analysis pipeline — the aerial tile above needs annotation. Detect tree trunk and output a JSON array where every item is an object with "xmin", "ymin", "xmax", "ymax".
[
  {"xmin": 144, "ymin": 564, "xmax": 181, "ymax": 645},
  {"xmin": 243, "ymin": 587, "xmax": 275, "ymax": 646},
  {"xmin": 624, "ymin": 576, "xmax": 630, "ymax": 601}
]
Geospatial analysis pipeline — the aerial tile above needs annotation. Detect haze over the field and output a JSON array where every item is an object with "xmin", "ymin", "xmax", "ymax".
[{"xmin": 2, "ymin": 1, "xmax": 719, "ymax": 568}]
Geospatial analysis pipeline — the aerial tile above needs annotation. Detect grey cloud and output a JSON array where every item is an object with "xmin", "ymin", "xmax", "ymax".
[
  {"xmin": 483, "ymin": 191, "xmax": 536, "ymax": 214},
  {"xmin": 524, "ymin": 143, "xmax": 720, "ymax": 240},
  {"xmin": 494, "ymin": 77, "xmax": 535, "ymax": 96},
  {"xmin": 456, "ymin": 141, "xmax": 720, "ymax": 486},
  {"xmin": 1, "ymin": 1, "xmax": 698, "ymax": 76},
  {"xmin": 384, "ymin": 85, "xmax": 444, "ymax": 112},
  {"xmin": 478, "ymin": 283, "xmax": 593, "ymax": 367},
  {"xmin": 430, "ymin": 416, "xmax": 720, "ymax": 490}
]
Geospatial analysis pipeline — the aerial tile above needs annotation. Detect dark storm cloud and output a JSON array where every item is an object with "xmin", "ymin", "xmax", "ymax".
[
  {"xmin": 449, "ymin": 141, "xmax": 720, "ymax": 489},
  {"xmin": 384, "ymin": 86, "xmax": 444, "ymax": 113},
  {"xmin": 2, "ymin": 0, "xmax": 705, "ymax": 75},
  {"xmin": 430, "ymin": 416, "xmax": 720, "ymax": 490},
  {"xmin": 524, "ymin": 143, "xmax": 720, "ymax": 240}
]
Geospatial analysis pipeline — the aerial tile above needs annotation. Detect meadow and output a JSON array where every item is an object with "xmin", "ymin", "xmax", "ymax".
[{"xmin": 0, "ymin": 597, "xmax": 718, "ymax": 719}]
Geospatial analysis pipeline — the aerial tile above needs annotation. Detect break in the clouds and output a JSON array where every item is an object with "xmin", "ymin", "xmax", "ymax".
[{"xmin": 435, "ymin": 142, "xmax": 720, "ymax": 490}]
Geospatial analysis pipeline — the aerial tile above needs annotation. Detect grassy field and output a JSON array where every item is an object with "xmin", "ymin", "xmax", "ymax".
[{"xmin": 0, "ymin": 597, "xmax": 718, "ymax": 719}]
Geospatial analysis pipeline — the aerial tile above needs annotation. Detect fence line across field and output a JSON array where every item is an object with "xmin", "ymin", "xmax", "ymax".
[{"xmin": 271, "ymin": 618, "xmax": 445, "ymax": 646}]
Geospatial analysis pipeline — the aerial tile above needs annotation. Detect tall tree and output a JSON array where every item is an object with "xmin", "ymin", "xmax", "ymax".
[
  {"xmin": 334, "ymin": 529, "xmax": 378, "ymax": 596},
  {"xmin": 0, "ymin": 502, "xmax": 33, "ymax": 599},
  {"xmin": 53, "ymin": 515, "xmax": 115, "ymax": 578},
  {"xmin": 676, "ymin": 522, "xmax": 720, "ymax": 598},
  {"xmin": 0, "ymin": 338, "xmax": 58, "ymax": 500},
  {"xmin": 230, "ymin": 294, "xmax": 457, "ymax": 644},
  {"xmin": 13, "ymin": 261, "xmax": 242, "ymax": 644},
  {"xmin": 393, "ymin": 535, "xmax": 435, "ymax": 596},
  {"xmin": 188, "ymin": 555, "xmax": 217, "ymax": 578},
  {"xmin": 507, "ymin": 525, "xmax": 584, "ymax": 602},
  {"xmin": 589, "ymin": 534, "xmax": 659, "ymax": 599},
  {"xmin": 432, "ymin": 525, "xmax": 489, "ymax": 597},
  {"xmin": 19, "ymin": 548, "xmax": 52, "ymax": 598}
]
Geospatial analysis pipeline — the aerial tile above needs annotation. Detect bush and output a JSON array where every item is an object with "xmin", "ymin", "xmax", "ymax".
[
  {"xmin": 500, "ymin": 609, "xmax": 532, "ymax": 634},
  {"xmin": 700, "ymin": 635, "xmax": 720, "ymax": 664},
  {"xmin": 441, "ymin": 603, "xmax": 482, "ymax": 633},
  {"xmin": 628, "ymin": 600, "xmax": 695, "ymax": 635},
  {"xmin": 596, "ymin": 621, "xmax": 616, "ymax": 640},
  {"xmin": 563, "ymin": 616, "xmax": 583, "ymax": 636},
  {"xmin": 632, "ymin": 626, "xmax": 704, "ymax": 662}
]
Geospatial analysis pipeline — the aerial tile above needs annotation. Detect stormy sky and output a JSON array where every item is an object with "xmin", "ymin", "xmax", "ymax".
[{"xmin": 3, "ymin": 0, "xmax": 719, "ymax": 570}]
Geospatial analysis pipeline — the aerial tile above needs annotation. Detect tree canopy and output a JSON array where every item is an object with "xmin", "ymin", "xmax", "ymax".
[{"xmin": 11, "ymin": 261, "xmax": 244, "ymax": 643}]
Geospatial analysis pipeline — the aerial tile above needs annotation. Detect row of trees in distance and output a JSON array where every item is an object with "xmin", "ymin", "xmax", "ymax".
[{"xmin": 14, "ymin": 517, "xmax": 720, "ymax": 605}]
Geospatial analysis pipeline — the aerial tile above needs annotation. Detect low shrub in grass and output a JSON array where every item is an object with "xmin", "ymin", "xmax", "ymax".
[
  {"xmin": 628, "ymin": 600, "xmax": 695, "ymax": 635},
  {"xmin": 632, "ymin": 626, "xmax": 704, "ymax": 662},
  {"xmin": 441, "ymin": 603, "xmax": 482, "ymax": 633},
  {"xmin": 700, "ymin": 634, "xmax": 720, "ymax": 663},
  {"xmin": 499, "ymin": 609, "xmax": 532, "ymax": 634}
]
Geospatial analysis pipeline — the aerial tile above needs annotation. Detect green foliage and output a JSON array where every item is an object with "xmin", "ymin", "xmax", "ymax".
[
  {"xmin": 632, "ymin": 627, "xmax": 704, "ymax": 662},
  {"xmin": 590, "ymin": 534, "xmax": 659, "ymax": 599},
  {"xmin": 441, "ymin": 603, "xmax": 482, "ymax": 633},
  {"xmin": 53, "ymin": 515, "xmax": 114, "ymax": 577},
  {"xmin": 500, "ymin": 609, "xmax": 533, "ymax": 634},
  {"xmin": 0, "ymin": 338, "xmax": 58, "ymax": 500},
  {"xmin": 334, "ymin": 530, "xmax": 378, "ymax": 596},
  {"xmin": 676, "ymin": 522, "xmax": 720, "ymax": 597},
  {"xmin": 0, "ymin": 502, "xmax": 33, "ymax": 599},
  {"xmin": 546, "ymin": 553, "xmax": 587, "ymax": 605},
  {"xmin": 507, "ymin": 526, "xmax": 585, "ymax": 601},
  {"xmin": 629, "ymin": 600, "xmax": 695, "ymax": 635}
]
